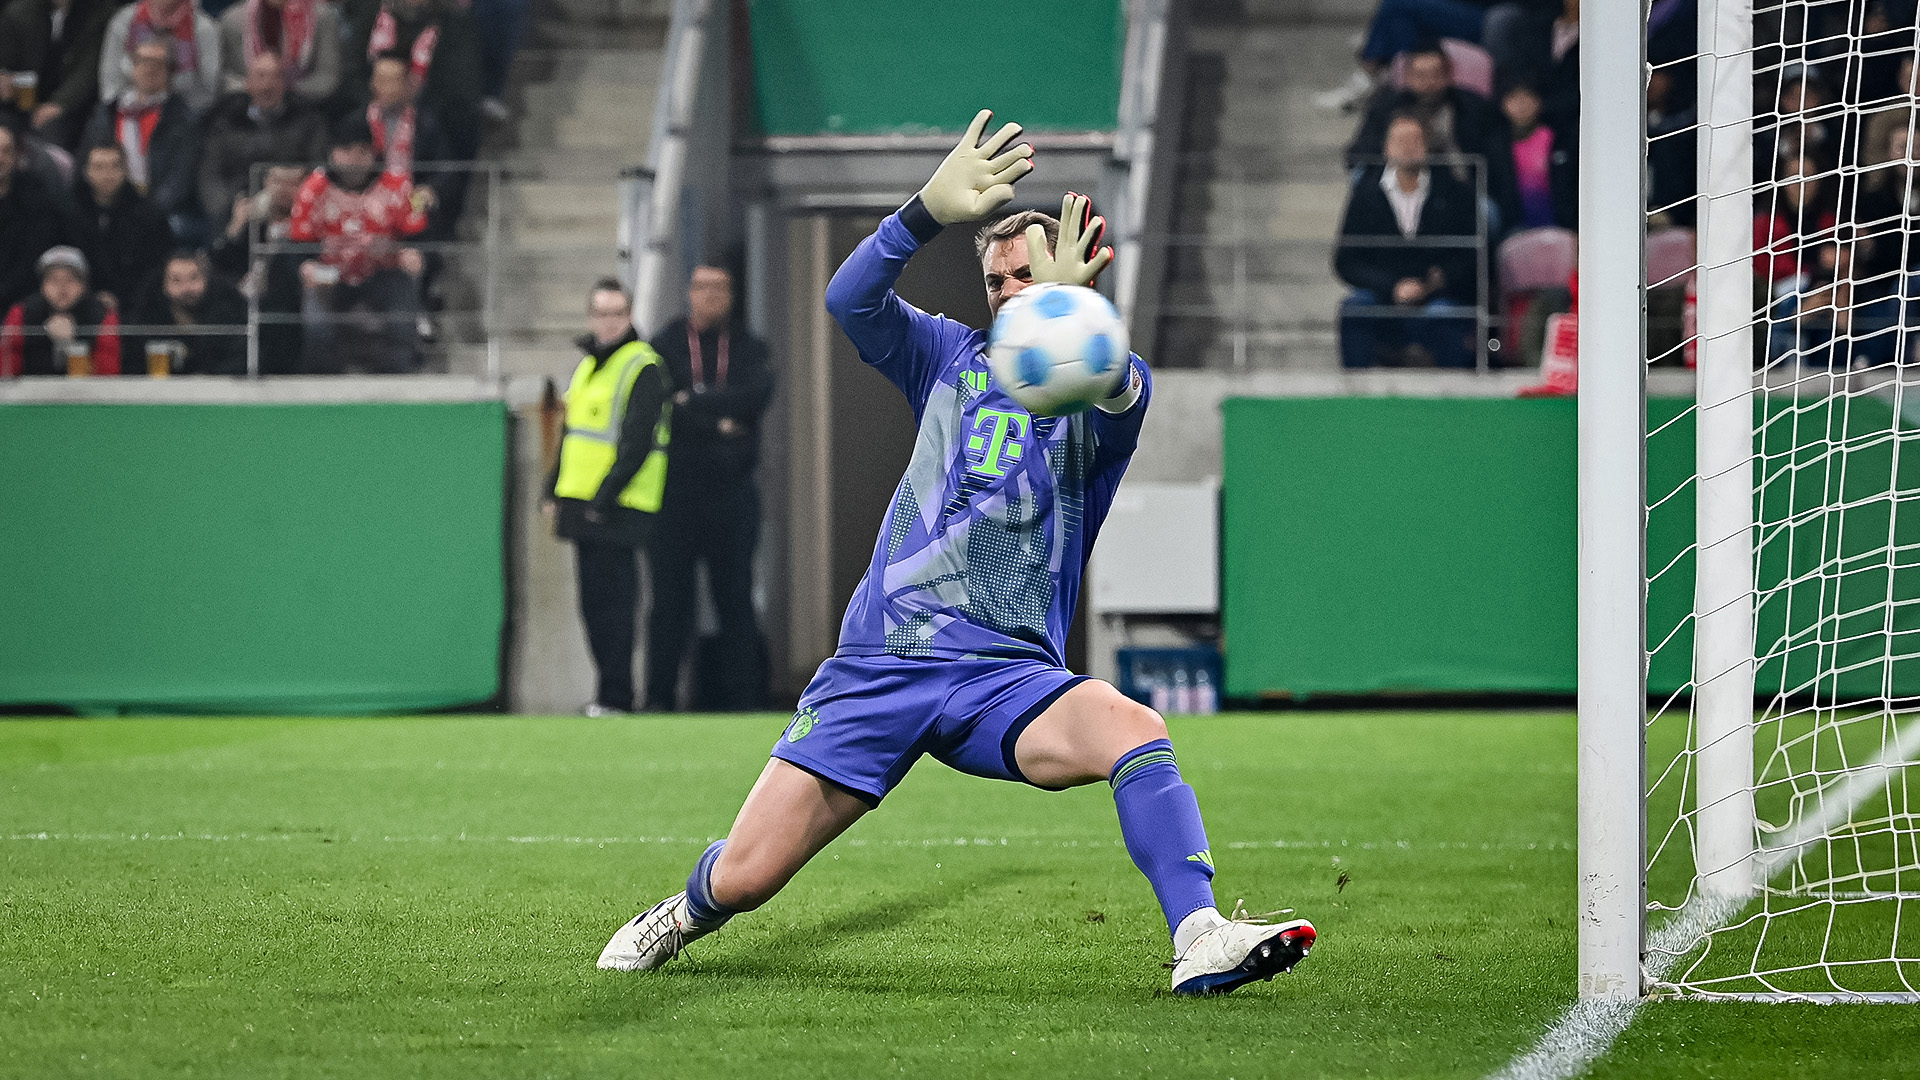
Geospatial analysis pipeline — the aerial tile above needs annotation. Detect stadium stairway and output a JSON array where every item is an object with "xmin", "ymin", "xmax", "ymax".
[
  {"xmin": 440, "ymin": 0, "xmax": 667, "ymax": 377},
  {"xmin": 1157, "ymin": 0, "xmax": 1373, "ymax": 370}
]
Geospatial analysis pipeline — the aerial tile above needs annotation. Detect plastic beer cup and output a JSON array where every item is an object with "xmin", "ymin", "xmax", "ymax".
[{"xmin": 63, "ymin": 340, "xmax": 91, "ymax": 377}]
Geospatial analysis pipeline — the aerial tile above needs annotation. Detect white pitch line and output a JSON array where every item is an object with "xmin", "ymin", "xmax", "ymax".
[{"xmin": 1488, "ymin": 716, "xmax": 1920, "ymax": 1080}]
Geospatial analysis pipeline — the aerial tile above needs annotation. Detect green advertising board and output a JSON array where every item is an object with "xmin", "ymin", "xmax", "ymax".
[
  {"xmin": 0, "ymin": 402, "xmax": 508, "ymax": 713},
  {"xmin": 1221, "ymin": 395, "xmax": 1920, "ymax": 700}
]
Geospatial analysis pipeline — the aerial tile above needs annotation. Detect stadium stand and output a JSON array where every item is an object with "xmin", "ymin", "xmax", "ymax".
[{"xmin": 0, "ymin": 0, "xmax": 523, "ymax": 377}]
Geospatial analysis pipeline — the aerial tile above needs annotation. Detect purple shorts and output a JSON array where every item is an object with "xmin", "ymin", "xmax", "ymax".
[{"xmin": 772, "ymin": 653, "xmax": 1088, "ymax": 806}]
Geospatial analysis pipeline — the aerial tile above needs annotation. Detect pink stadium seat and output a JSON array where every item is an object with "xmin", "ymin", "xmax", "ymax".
[
  {"xmin": 1645, "ymin": 227, "xmax": 1697, "ymax": 289},
  {"xmin": 1389, "ymin": 39, "xmax": 1497, "ymax": 99},
  {"xmin": 1441, "ymin": 39, "xmax": 1495, "ymax": 98},
  {"xmin": 1499, "ymin": 227, "xmax": 1578, "ymax": 293},
  {"xmin": 1498, "ymin": 227, "xmax": 1578, "ymax": 356}
]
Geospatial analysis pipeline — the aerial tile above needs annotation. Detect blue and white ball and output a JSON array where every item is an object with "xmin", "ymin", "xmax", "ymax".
[{"xmin": 986, "ymin": 283, "xmax": 1130, "ymax": 416}]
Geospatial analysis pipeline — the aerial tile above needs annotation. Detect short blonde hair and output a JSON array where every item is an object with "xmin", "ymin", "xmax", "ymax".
[{"xmin": 976, "ymin": 211, "xmax": 1058, "ymax": 261}]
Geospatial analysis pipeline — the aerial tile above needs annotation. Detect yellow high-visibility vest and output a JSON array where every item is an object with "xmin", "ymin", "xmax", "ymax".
[{"xmin": 553, "ymin": 340, "xmax": 671, "ymax": 513}]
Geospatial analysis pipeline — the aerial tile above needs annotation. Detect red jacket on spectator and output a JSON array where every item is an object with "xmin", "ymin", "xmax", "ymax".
[
  {"xmin": 2, "ymin": 294, "xmax": 122, "ymax": 376},
  {"xmin": 288, "ymin": 165, "xmax": 427, "ymax": 285},
  {"xmin": 1755, "ymin": 207, "xmax": 1838, "ymax": 285}
]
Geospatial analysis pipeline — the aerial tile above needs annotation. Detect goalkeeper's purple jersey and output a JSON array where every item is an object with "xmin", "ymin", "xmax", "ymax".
[{"xmin": 823, "ymin": 203, "xmax": 1150, "ymax": 666}]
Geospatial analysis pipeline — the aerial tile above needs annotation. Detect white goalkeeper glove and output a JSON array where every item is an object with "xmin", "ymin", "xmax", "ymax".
[
  {"xmin": 917, "ymin": 109, "xmax": 1035, "ymax": 226},
  {"xmin": 1026, "ymin": 191, "xmax": 1114, "ymax": 287}
]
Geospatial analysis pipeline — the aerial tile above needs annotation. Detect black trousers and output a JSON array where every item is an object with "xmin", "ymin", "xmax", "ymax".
[
  {"xmin": 645, "ymin": 472, "xmax": 762, "ymax": 710},
  {"xmin": 573, "ymin": 539, "xmax": 640, "ymax": 711}
]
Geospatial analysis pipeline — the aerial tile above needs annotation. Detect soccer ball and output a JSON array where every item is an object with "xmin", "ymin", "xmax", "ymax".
[{"xmin": 986, "ymin": 283, "xmax": 1130, "ymax": 416}]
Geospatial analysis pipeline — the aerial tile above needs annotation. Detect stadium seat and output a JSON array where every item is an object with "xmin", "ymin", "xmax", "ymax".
[
  {"xmin": 1499, "ymin": 227, "xmax": 1578, "ymax": 294},
  {"xmin": 1389, "ymin": 39, "xmax": 1496, "ymax": 98},
  {"xmin": 1497, "ymin": 226, "xmax": 1578, "ymax": 359},
  {"xmin": 1645, "ymin": 227, "xmax": 1697, "ymax": 289}
]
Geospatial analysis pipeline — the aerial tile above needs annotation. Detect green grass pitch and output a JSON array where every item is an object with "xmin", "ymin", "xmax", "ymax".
[{"xmin": 4, "ymin": 711, "xmax": 1918, "ymax": 1078}]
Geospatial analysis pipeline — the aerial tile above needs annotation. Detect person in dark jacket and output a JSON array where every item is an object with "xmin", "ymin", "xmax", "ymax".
[
  {"xmin": 0, "ymin": 0, "xmax": 117, "ymax": 150},
  {"xmin": 1, "ymin": 245, "xmax": 121, "ymax": 376},
  {"xmin": 197, "ymin": 50, "xmax": 328, "ymax": 221},
  {"xmin": 70, "ymin": 141, "xmax": 173, "ymax": 307},
  {"xmin": 1335, "ymin": 113, "xmax": 1482, "ymax": 367},
  {"xmin": 127, "ymin": 248, "xmax": 248, "ymax": 375},
  {"xmin": 543, "ymin": 278, "xmax": 672, "ymax": 716},
  {"xmin": 79, "ymin": 35, "xmax": 201, "ymax": 232},
  {"xmin": 1348, "ymin": 44, "xmax": 1516, "ymax": 235},
  {"xmin": 643, "ymin": 265, "xmax": 775, "ymax": 712},
  {"xmin": 207, "ymin": 160, "xmax": 305, "ymax": 371},
  {"xmin": 0, "ymin": 122, "xmax": 73, "ymax": 312},
  {"xmin": 338, "ymin": 0, "xmax": 483, "ymax": 158}
]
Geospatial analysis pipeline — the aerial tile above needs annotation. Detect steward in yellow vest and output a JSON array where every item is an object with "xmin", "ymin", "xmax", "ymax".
[{"xmin": 547, "ymin": 326, "xmax": 672, "ymax": 547}]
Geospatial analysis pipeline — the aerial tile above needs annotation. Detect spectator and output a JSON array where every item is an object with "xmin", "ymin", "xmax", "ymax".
[
  {"xmin": 542, "ymin": 277, "xmax": 673, "ymax": 717},
  {"xmin": 81, "ymin": 35, "xmax": 202, "ymax": 232},
  {"xmin": 1, "ymin": 245, "xmax": 120, "ymax": 375},
  {"xmin": 644, "ymin": 266, "xmax": 775, "ymax": 712},
  {"xmin": 0, "ymin": 121, "xmax": 73, "ymax": 312},
  {"xmin": 1499, "ymin": 80, "xmax": 1574, "ymax": 230},
  {"xmin": 99, "ymin": 0, "xmax": 222, "ymax": 115},
  {"xmin": 0, "ymin": 0, "xmax": 116, "ymax": 149},
  {"xmin": 129, "ymin": 248, "xmax": 248, "ymax": 374},
  {"xmin": 1646, "ymin": 65, "xmax": 1696, "ymax": 227},
  {"xmin": 1335, "ymin": 114, "xmax": 1481, "ymax": 368},
  {"xmin": 207, "ymin": 159, "xmax": 304, "ymax": 370},
  {"xmin": 1755, "ymin": 157, "xmax": 1838, "ymax": 293},
  {"xmin": 1863, "ymin": 54, "xmax": 1916, "ymax": 170},
  {"xmin": 289, "ymin": 115, "xmax": 426, "ymax": 372},
  {"xmin": 365, "ymin": 49, "xmax": 447, "ymax": 182},
  {"xmin": 70, "ymin": 141, "xmax": 173, "ymax": 308},
  {"xmin": 1757, "ymin": 66, "xmax": 1849, "ymax": 181},
  {"xmin": 1348, "ymin": 44, "xmax": 1516, "ymax": 232},
  {"xmin": 1503, "ymin": 0, "xmax": 1580, "ymax": 136},
  {"xmin": 1313, "ymin": 0, "xmax": 1558, "ymax": 112},
  {"xmin": 344, "ymin": 0, "xmax": 483, "ymax": 157},
  {"xmin": 1766, "ymin": 228, "xmax": 1901, "ymax": 370},
  {"xmin": 198, "ymin": 50, "xmax": 326, "ymax": 220},
  {"xmin": 218, "ymin": 0, "xmax": 342, "ymax": 104},
  {"xmin": 471, "ymin": 0, "xmax": 526, "ymax": 123}
]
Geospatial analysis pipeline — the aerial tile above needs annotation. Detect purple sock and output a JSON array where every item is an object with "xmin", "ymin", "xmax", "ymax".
[
  {"xmin": 1110, "ymin": 739, "xmax": 1218, "ymax": 938},
  {"xmin": 684, "ymin": 839, "xmax": 740, "ymax": 928}
]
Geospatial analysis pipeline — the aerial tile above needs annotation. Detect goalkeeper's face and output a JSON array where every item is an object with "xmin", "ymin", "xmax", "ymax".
[{"xmin": 983, "ymin": 239, "xmax": 1036, "ymax": 317}]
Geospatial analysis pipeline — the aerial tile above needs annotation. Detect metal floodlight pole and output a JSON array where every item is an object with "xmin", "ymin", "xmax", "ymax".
[
  {"xmin": 1577, "ymin": 0, "xmax": 1648, "ymax": 1002},
  {"xmin": 1693, "ymin": 0, "xmax": 1758, "ymax": 901}
]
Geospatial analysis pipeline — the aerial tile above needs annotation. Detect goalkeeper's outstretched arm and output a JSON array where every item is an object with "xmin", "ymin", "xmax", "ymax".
[{"xmin": 823, "ymin": 110, "xmax": 1034, "ymax": 410}]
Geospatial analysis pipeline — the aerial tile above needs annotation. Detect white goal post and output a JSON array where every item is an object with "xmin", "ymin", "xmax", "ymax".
[{"xmin": 1581, "ymin": 0, "xmax": 1920, "ymax": 1003}]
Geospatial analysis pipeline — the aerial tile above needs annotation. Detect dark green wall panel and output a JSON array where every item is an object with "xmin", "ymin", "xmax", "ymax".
[
  {"xmin": 1221, "ymin": 396, "xmax": 1920, "ymax": 700},
  {"xmin": 747, "ymin": 0, "xmax": 1124, "ymax": 136},
  {"xmin": 0, "ymin": 403, "xmax": 507, "ymax": 712}
]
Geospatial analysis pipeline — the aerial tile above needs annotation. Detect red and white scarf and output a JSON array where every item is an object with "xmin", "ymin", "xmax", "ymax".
[
  {"xmin": 115, "ymin": 90, "xmax": 166, "ymax": 189},
  {"xmin": 243, "ymin": 0, "xmax": 318, "ymax": 81},
  {"xmin": 127, "ymin": 0, "xmax": 199, "ymax": 75},
  {"xmin": 367, "ymin": 9, "xmax": 438, "ymax": 84},
  {"xmin": 368, "ymin": 102, "xmax": 416, "ymax": 174}
]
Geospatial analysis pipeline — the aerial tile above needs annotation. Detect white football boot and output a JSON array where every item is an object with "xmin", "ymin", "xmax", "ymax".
[
  {"xmin": 596, "ymin": 891, "xmax": 714, "ymax": 971},
  {"xmin": 1170, "ymin": 901, "xmax": 1316, "ymax": 996}
]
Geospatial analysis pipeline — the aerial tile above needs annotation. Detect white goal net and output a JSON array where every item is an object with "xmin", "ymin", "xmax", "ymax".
[{"xmin": 1635, "ymin": 0, "xmax": 1920, "ymax": 1001}]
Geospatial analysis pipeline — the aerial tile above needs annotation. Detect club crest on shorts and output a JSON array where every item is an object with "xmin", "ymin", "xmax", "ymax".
[{"xmin": 786, "ymin": 705, "xmax": 822, "ymax": 743}]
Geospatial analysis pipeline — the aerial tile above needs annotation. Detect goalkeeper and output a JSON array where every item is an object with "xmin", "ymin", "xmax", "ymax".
[{"xmin": 598, "ymin": 111, "xmax": 1315, "ymax": 995}]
